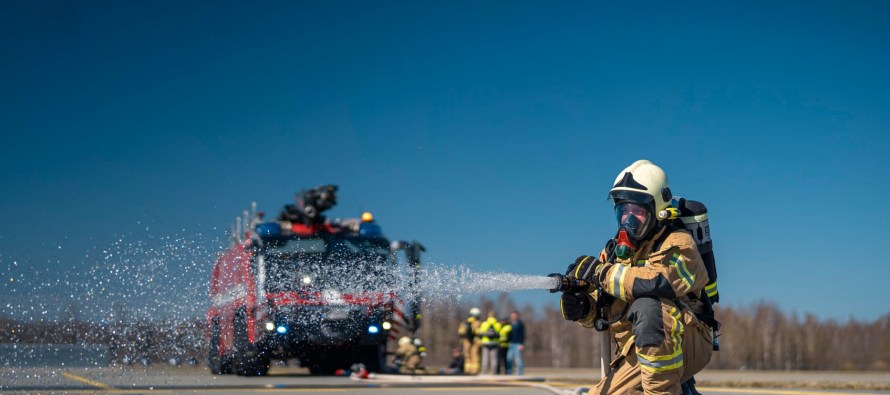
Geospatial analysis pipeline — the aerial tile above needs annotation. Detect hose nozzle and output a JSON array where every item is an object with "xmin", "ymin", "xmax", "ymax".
[{"xmin": 547, "ymin": 273, "xmax": 592, "ymax": 294}]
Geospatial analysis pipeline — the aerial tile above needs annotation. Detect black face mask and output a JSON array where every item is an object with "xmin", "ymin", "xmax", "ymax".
[
  {"xmin": 613, "ymin": 202, "xmax": 655, "ymax": 260},
  {"xmin": 615, "ymin": 202, "xmax": 652, "ymax": 239}
]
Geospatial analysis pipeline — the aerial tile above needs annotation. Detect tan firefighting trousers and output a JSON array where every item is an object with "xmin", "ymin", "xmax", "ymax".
[
  {"xmin": 462, "ymin": 339, "xmax": 481, "ymax": 374},
  {"xmin": 591, "ymin": 302, "xmax": 713, "ymax": 395}
]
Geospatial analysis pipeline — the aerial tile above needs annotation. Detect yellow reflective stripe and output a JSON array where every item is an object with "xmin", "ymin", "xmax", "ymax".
[
  {"xmin": 639, "ymin": 354, "xmax": 683, "ymax": 372},
  {"xmin": 574, "ymin": 256, "xmax": 590, "ymax": 278},
  {"xmin": 705, "ymin": 282, "xmax": 718, "ymax": 298},
  {"xmin": 669, "ymin": 306, "xmax": 682, "ymax": 322},
  {"xmin": 635, "ymin": 260, "xmax": 648, "ymax": 267},
  {"xmin": 669, "ymin": 253, "xmax": 694, "ymax": 288},
  {"xmin": 638, "ymin": 306, "xmax": 684, "ymax": 373},
  {"xmin": 610, "ymin": 264, "xmax": 628, "ymax": 300},
  {"xmin": 639, "ymin": 354, "xmax": 684, "ymax": 373}
]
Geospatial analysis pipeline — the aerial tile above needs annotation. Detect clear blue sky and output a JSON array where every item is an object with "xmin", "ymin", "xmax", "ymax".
[{"xmin": 2, "ymin": 1, "xmax": 889, "ymax": 321}]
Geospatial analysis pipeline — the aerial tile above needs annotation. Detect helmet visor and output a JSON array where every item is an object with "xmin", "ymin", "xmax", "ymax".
[{"xmin": 615, "ymin": 202, "xmax": 652, "ymax": 239}]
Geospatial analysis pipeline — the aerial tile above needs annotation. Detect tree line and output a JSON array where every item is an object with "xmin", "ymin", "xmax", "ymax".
[
  {"xmin": 2, "ymin": 296, "xmax": 888, "ymax": 371},
  {"xmin": 417, "ymin": 295, "xmax": 890, "ymax": 371}
]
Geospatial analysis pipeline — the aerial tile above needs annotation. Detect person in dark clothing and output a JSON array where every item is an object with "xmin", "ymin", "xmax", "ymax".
[
  {"xmin": 496, "ymin": 317, "xmax": 511, "ymax": 374},
  {"xmin": 440, "ymin": 347, "xmax": 465, "ymax": 374},
  {"xmin": 506, "ymin": 311, "xmax": 525, "ymax": 375}
]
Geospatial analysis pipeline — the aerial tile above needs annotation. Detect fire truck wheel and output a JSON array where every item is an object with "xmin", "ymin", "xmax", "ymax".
[
  {"xmin": 233, "ymin": 308, "xmax": 270, "ymax": 376},
  {"xmin": 208, "ymin": 317, "xmax": 232, "ymax": 375},
  {"xmin": 361, "ymin": 344, "xmax": 385, "ymax": 373},
  {"xmin": 307, "ymin": 359, "xmax": 337, "ymax": 375}
]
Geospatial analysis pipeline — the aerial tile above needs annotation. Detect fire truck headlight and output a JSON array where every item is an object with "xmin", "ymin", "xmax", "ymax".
[
  {"xmin": 276, "ymin": 325, "xmax": 288, "ymax": 334},
  {"xmin": 382, "ymin": 321, "xmax": 392, "ymax": 331},
  {"xmin": 265, "ymin": 322, "xmax": 275, "ymax": 331},
  {"xmin": 367, "ymin": 325, "xmax": 380, "ymax": 334}
]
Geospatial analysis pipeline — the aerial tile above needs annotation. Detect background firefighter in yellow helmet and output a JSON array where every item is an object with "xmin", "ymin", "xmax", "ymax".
[
  {"xmin": 560, "ymin": 160, "xmax": 714, "ymax": 395},
  {"xmin": 394, "ymin": 336, "xmax": 425, "ymax": 374},
  {"xmin": 457, "ymin": 307, "xmax": 482, "ymax": 374}
]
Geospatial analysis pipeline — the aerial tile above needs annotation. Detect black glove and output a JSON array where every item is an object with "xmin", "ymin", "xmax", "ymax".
[
  {"xmin": 565, "ymin": 255, "xmax": 603, "ymax": 289},
  {"xmin": 576, "ymin": 255, "xmax": 602, "ymax": 282},
  {"xmin": 567, "ymin": 255, "xmax": 599, "ymax": 277},
  {"xmin": 560, "ymin": 292, "xmax": 591, "ymax": 321}
]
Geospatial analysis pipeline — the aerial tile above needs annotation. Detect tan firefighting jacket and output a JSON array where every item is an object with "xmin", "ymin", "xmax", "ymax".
[
  {"xmin": 395, "ymin": 343, "xmax": 423, "ymax": 373},
  {"xmin": 578, "ymin": 227, "xmax": 710, "ymax": 356},
  {"xmin": 457, "ymin": 317, "xmax": 481, "ymax": 344}
]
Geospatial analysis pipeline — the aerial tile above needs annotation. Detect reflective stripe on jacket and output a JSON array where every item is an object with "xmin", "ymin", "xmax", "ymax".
[{"xmin": 578, "ymin": 227, "xmax": 709, "ymax": 355}]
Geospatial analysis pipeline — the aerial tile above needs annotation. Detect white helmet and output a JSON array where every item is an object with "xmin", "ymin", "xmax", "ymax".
[
  {"xmin": 468, "ymin": 307, "xmax": 481, "ymax": 318},
  {"xmin": 398, "ymin": 336, "xmax": 412, "ymax": 346},
  {"xmin": 609, "ymin": 160, "xmax": 672, "ymax": 240}
]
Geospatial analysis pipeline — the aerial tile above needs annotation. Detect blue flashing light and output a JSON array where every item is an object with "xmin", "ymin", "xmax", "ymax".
[
  {"xmin": 359, "ymin": 223, "xmax": 383, "ymax": 237},
  {"xmin": 367, "ymin": 325, "xmax": 380, "ymax": 334},
  {"xmin": 256, "ymin": 222, "xmax": 282, "ymax": 238},
  {"xmin": 276, "ymin": 325, "xmax": 288, "ymax": 334}
]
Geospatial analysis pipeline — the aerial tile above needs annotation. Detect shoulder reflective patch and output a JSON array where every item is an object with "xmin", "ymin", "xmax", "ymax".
[
  {"xmin": 669, "ymin": 253, "xmax": 695, "ymax": 288},
  {"xmin": 635, "ymin": 260, "xmax": 648, "ymax": 267}
]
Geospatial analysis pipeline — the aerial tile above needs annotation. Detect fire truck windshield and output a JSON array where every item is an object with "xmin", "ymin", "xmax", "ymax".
[{"xmin": 261, "ymin": 234, "xmax": 392, "ymax": 293}]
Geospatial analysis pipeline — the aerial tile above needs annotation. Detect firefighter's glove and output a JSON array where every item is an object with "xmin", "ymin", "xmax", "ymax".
[
  {"xmin": 560, "ymin": 292, "xmax": 591, "ymax": 321},
  {"xmin": 565, "ymin": 255, "xmax": 590, "ymax": 278},
  {"xmin": 566, "ymin": 255, "xmax": 604, "ymax": 288}
]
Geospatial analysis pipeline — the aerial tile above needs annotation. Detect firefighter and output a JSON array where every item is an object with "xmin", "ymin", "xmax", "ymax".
[
  {"xmin": 394, "ymin": 336, "xmax": 425, "ymax": 374},
  {"xmin": 478, "ymin": 311, "xmax": 501, "ymax": 375},
  {"xmin": 561, "ymin": 160, "xmax": 714, "ymax": 395},
  {"xmin": 457, "ymin": 307, "xmax": 482, "ymax": 374}
]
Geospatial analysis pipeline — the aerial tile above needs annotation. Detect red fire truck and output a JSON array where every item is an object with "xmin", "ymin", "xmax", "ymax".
[{"xmin": 206, "ymin": 185, "xmax": 423, "ymax": 375}]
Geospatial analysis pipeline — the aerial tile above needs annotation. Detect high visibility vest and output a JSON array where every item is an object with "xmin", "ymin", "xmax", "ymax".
[
  {"xmin": 478, "ymin": 318, "xmax": 501, "ymax": 346},
  {"xmin": 498, "ymin": 324, "xmax": 511, "ymax": 348}
]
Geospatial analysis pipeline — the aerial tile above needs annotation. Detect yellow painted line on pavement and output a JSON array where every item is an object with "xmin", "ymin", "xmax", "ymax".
[
  {"xmin": 61, "ymin": 371, "xmax": 114, "ymax": 390},
  {"xmin": 699, "ymin": 387, "xmax": 887, "ymax": 395}
]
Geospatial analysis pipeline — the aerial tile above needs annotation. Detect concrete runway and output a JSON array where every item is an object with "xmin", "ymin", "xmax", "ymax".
[{"xmin": 2, "ymin": 365, "xmax": 889, "ymax": 395}]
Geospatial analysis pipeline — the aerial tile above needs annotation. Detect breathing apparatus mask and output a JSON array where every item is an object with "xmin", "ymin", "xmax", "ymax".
[{"xmin": 614, "ymin": 201, "xmax": 654, "ymax": 260}]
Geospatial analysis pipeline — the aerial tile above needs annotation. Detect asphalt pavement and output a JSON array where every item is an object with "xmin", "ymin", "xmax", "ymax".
[{"xmin": 2, "ymin": 365, "xmax": 890, "ymax": 395}]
